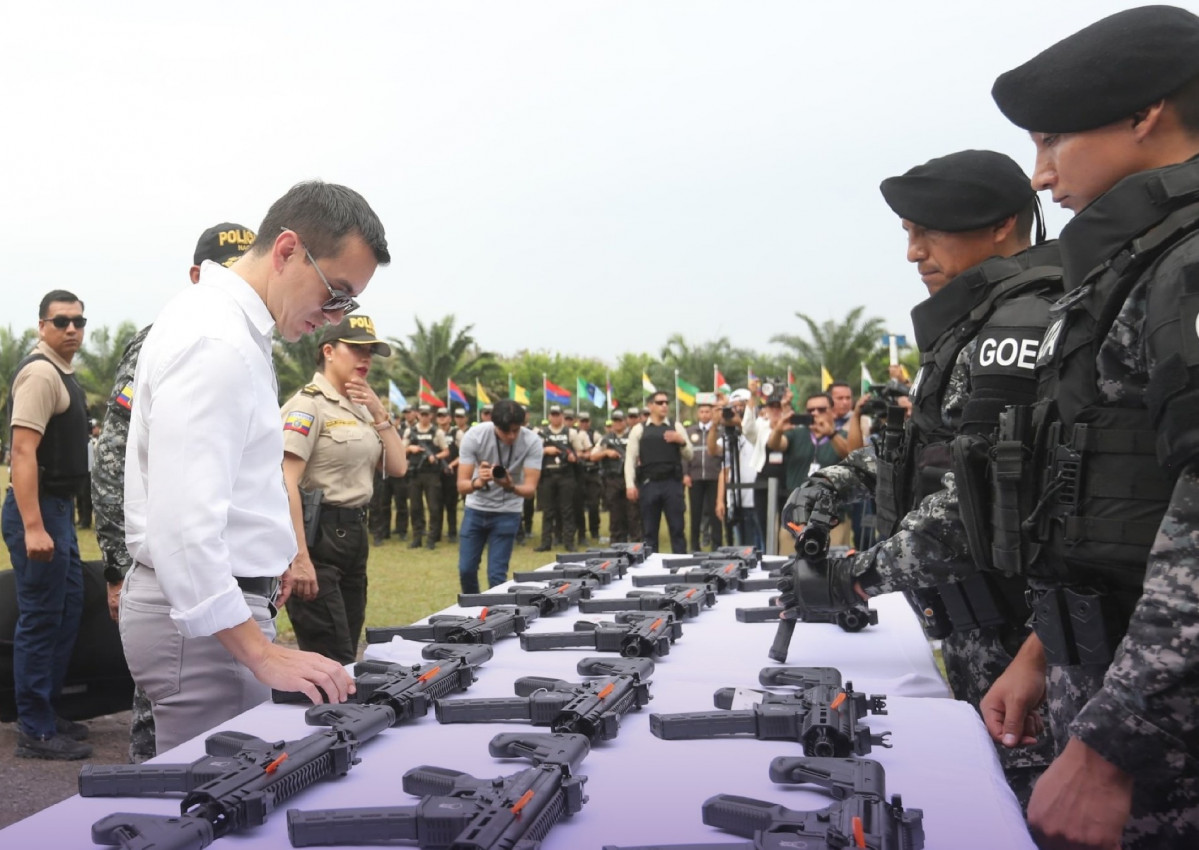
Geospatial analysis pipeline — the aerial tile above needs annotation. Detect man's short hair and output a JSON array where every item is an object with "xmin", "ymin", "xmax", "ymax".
[
  {"xmin": 1170, "ymin": 73, "xmax": 1199, "ymax": 135},
  {"xmin": 39, "ymin": 290, "xmax": 84, "ymax": 318},
  {"xmin": 829, "ymin": 381, "xmax": 852, "ymax": 394},
  {"xmin": 806, "ymin": 391, "xmax": 834, "ymax": 408},
  {"xmin": 251, "ymin": 180, "xmax": 390, "ymax": 264},
  {"xmin": 492, "ymin": 400, "xmax": 526, "ymax": 431}
]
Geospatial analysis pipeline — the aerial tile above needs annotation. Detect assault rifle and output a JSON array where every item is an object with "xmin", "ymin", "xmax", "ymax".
[
  {"xmin": 458, "ymin": 579, "xmax": 596, "ymax": 615},
  {"xmin": 513, "ymin": 557, "xmax": 629, "ymax": 586},
  {"xmin": 649, "ymin": 673, "xmax": 889, "ymax": 757},
  {"xmin": 411, "ymin": 438, "xmax": 448, "ymax": 474},
  {"xmin": 365, "ymin": 605, "xmax": 540, "ymax": 645},
  {"xmin": 434, "ymin": 656, "xmax": 654, "ymax": 742},
  {"xmin": 579, "ymin": 584, "xmax": 717, "ymax": 620},
  {"xmin": 271, "ymin": 644, "xmax": 492, "ymax": 724},
  {"xmin": 770, "ymin": 488, "xmax": 842, "ymax": 662},
  {"xmin": 84, "ymin": 702, "xmax": 394, "ymax": 850},
  {"xmin": 287, "ymin": 732, "xmax": 590, "ymax": 848},
  {"xmin": 736, "ymin": 568, "xmax": 878, "ymax": 633},
  {"xmin": 664, "ymin": 547, "xmax": 761, "ymax": 571},
  {"xmin": 601, "ymin": 756, "xmax": 924, "ymax": 850},
  {"xmin": 520, "ymin": 610, "xmax": 683, "ymax": 658},
  {"xmin": 632, "ymin": 559, "xmax": 749, "ymax": 593},
  {"xmin": 556, "ymin": 541, "xmax": 649, "ymax": 564}
]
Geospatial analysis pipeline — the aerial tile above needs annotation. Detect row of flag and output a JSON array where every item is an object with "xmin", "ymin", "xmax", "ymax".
[{"xmin": 385, "ymin": 363, "xmax": 906, "ymax": 415}]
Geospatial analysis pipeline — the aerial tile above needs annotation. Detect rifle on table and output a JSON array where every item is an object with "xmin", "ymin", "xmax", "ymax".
[
  {"xmin": 663, "ymin": 549, "xmax": 759, "ymax": 572},
  {"xmin": 579, "ymin": 585, "xmax": 716, "ymax": 620},
  {"xmin": 556, "ymin": 541, "xmax": 649, "ymax": 564},
  {"xmin": 271, "ymin": 644, "xmax": 492, "ymax": 725},
  {"xmin": 736, "ymin": 583, "xmax": 878, "ymax": 633},
  {"xmin": 434, "ymin": 656, "xmax": 654, "ymax": 742},
  {"xmin": 649, "ymin": 672, "xmax": 890, "ymax": 757},
  {"xmin": 365, "ymin": 605, "xmax": 540, "ymax": 645},
  {"xmin": 83, "ymin": 702, "xmax": 394, "ymax": 850},
  {"xmin": 458, "ymin": 579, "xmax": 596, "ymax": 615},
  {"xmin": 632, "ymin": 559, "xmax": 749, "ymax": 593},
  {"xmin": 513, "ymin": 556, "xmax": 629, "ymax": 586},
  {"xmin": 520, "ymin": 610, "xmax": 683, "ymax": 658},
  {"xmin": 286, "ymin": 732, "xmax": 591, "ymax": 848},
  {"xmin": 601, "ymin": 756, "xmax": 924, "ymax": 850}
]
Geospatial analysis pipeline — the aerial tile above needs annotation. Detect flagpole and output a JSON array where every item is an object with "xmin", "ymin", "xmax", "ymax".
[
  {"xmin": 713, "ymin": 364, "xmax": 718, "ymax": 394},
  {"xmin": 673, "ymin": 369, "xmax": 680, "ymax": 423},
  {"xmin": 606, "ymin": 371, "xmax": 611, "ymax": 417},
  {"xmin": 542, "ymin": 373, "xmax": 548, "ymax": 422},
  {"xmin": 576, "ymin": 374, "xmax": 581, "ymax": 416}
]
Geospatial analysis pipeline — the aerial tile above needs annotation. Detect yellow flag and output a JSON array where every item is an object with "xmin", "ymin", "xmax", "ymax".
[
  {"xmin": 821, "ymin": 365, "xmax": 834, "ymax": 391},
  {"xmin": 475, "ymin": 379, "xmax": 492, "ymax": 405}
]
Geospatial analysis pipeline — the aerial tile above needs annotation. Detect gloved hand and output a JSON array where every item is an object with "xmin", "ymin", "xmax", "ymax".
[
  {"xmin": 781, "ymin": 479, "xmax": 841, "ymax": 537},
  {"xmin": 777, "ymin": 554, "xmax": 861, "ymax": 617}
]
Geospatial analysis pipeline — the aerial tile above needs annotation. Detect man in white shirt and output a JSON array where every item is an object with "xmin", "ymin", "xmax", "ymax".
[{"xmin": 121, "ymin": 181, "xmax": 388, "ymax": 751}]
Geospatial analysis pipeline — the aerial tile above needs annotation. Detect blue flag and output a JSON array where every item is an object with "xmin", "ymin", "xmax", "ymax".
[
  {"xmin": 388, "ymin": 380, "xmax": 408, "ymax": 411},
  {"xmin": 586, "ymin": 382, "xmax": 606, "ymax": 407}
]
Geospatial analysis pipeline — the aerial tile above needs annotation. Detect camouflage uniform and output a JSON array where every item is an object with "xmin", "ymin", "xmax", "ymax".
[
  {"xmin": 815, "ymin": 337, "xmax": 1055, "ymax": 808},
  {"xmin": 1023, "ymin": 164, "xmax": 1199, "ymax": 844},
  {"xmin": 91, "ymin": 325, "xmax": 155, "ymax": 763}
]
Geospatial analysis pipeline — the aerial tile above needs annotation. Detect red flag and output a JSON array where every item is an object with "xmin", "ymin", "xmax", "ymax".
[
  {"xmin": 607, "ymin": 378, "xmax": 618, "ymax": 410},
  {"xmin": 419, "ymin": 376, "xmax": 445, "ymax": 407},
  {"xmin": 714, "ymin": 369, "xmax": 730, "ymax": 394}
]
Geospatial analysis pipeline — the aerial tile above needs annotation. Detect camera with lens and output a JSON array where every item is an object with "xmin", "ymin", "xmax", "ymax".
[
  {"xmin": 722, "ymin": 407, "xmax": 736, "ymax": 422},
  {"xmin": 492, "ymin": 465, "xmax": 508, "ymax": 480},
  {"xmin": 860, "ymin": 379, "xmax": 910, "ymax": 418}
]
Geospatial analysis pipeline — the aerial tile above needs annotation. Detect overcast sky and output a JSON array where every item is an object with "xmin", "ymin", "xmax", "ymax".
[{"xmin": 2, "ymin": 0, "xmax": 1138, "ymax": 372}]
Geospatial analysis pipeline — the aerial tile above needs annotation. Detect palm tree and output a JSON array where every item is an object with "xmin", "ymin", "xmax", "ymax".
[
  {"xmin": 273, "ymin": 333, "xmax": 323, "ymax": 402},
  {"xmin": 74, "ymin": 322, "xmax": 140, "ymax": 415},
  {"xmin": 387, "ymin": 315, "xmax": 496, "ymax": 401},
  {"xmin": 771, "ymin": 307, "xmax": 890, "ymax": 394}
]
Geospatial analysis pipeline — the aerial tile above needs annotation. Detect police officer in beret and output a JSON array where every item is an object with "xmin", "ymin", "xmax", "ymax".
[
  {"xmin": 978, "ymin": 7, "xmax": 1199, "ymax": 846},
  {"xmin": 280, "ymin": 316, "xmax": 407, "ymax": 664},
  {"xmin": 786, "ymin": 148, "xmax": 1064, "ymax": 807}
]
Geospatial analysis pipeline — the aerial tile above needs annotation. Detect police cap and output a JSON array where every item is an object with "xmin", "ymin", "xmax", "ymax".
[
  {"xmin": 879, "ymin": 150, "xmax": 1034, "ymax": 232},
  {"xmin": 194, "ymin": 222, "xmax": 255, "ymax": 267},
  {"xmin": 418, "ymin": 404, "xmax": 432, "ymax": 413},
  {"xmin": 612, "ymin": 410, "xmax": 626, "ymax": 420},
  {"xmin": 317, "ymin": 315, "xmax": 392, "ymax": 357},
  {"xmin": 454, "ymin": 407, "xmax": 467, "ymax": 416},
  {"xmin": 481, "ymin": 404, "xmax": 493, "ymax": 413},
  {"xmin": 549, "ymin": 405, "xmax": 563, "ymax": 414},
  {"xmin": 992, "ymin": 5, "xmax": 1199, "ymax": 133},
  {"xmin": 627, "ymin": 406, "xmax": 641, "ymax": 416},
  {"xmin": 578, "ymin": 411, "xmax": 591, "ymax": 420}
]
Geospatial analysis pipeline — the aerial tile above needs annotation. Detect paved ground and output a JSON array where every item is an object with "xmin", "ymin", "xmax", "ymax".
[{"xmin": 0, "ymin": 710, "xmax": 133, "ymax": 829}]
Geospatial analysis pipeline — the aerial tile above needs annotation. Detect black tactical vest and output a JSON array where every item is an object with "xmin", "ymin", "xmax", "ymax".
[
  {"xmin": 874, "ymin": 242, "xmax": 1064, "ymax": 537},
  {"xmin": 542, "ymin": 427, "xmax": 572, "ymax": 470},
  {"xmin": 411, "ymin": 426, "xmax": 440, "ymax": 472},
  {"xmin": 8, "ymin": 352, "xmax": 89, "ymax": 496},
  {"xmin": 638, "ymin": 421, "xmax": 683, "ymax": 482},
  {"xmin": 1026, "ymin": 161, "xmax": 1199, "ymax": 591},
  {"xmin": 600, "ymin": 433, "xmax": 627, "ymax": 476}
]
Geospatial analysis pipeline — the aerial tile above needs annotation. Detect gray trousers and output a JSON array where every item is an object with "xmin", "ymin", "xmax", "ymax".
[{"xmin": 119, "ymin": 564, "xmax": 275, "ymax": 753}]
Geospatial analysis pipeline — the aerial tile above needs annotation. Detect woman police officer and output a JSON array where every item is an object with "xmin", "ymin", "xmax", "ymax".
[{"xmin": 280, "ymin": 316, "xmax": 406, "ymax": 663}]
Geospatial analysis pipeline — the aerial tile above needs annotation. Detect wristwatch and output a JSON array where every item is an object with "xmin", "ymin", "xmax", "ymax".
[{"xmin": 373, "ymin": 415, "xmax": 393, "ymax": 431}]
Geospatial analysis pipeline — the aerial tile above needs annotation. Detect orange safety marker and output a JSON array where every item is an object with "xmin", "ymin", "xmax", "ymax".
[
  {"xmin": 852, "ymin": 815, "xmax": 865, "ymax": 847},
  {"xmin": 597, "ymin": 682, "xmax": 615, "ymax": 700},
  {"xmin": 479, "ymin": 607, "xmax": 489, "ymax": 620},
  {"xmin": 511, "ymin": 790, "xmax": 535, "ymax": 816},
  {"xmin": 264, "ymin": 753, "xmax": 289, "ymax": 775},
  {"xmin": 830, "ymin": 692, "xmax": 847, "ymax": 710},
  {"xmin": 417, "ymin": 665, "xmax": 442, "ymax": 683},
  {"xmin": 650, "ymin": 618, "xmax": 663, "ymax": 631}
]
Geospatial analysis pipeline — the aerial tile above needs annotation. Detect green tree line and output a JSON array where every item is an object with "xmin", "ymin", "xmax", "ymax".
[{"xmin": 1, "ymin": 307, "xmax": 915, "ymax": 446}]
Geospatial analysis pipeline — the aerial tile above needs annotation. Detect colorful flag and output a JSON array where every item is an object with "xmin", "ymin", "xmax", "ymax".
[
  {"xmin": 475, "ymin": 379, "xmax": 492, "ymax": 406},
  {"xmin": 642, "ymin": 372, "xmax": 656, "ymax": 394},
  {"xmin": 861, "ymin": 363, "xmax": 874, "ymax": 396},
  {"xmin": 577, "ymin": 377, "xmax": 590, "ymax": 405},
  {"xmin": 714, "ymin": 368, "xmax": 730, "ymax": 394},
  {"xmin": 419, "ymin": 376, "xmax": 445, "ymax": 408},
  {"xmin": 820, "ymin": 365, "xmax": 834, "ymax": 391},
  {"xmin": 388, "ymin": 379, "xmax": 408, "ymax": 411},
  {"xmin": 607, "ymin": 377, "xmax": 618, "ymax": 410},
  {"xmin": 509, "ymin": 376, "xmax": 530, "ymax": 406},
  {"xmin": 544, "ymin": 377, "xmax": 571, "ymax": 406},
  {"xmin": 448, "ymin": 379, "xmax": 469, "ymax": 410},
  {"xmin": 584, "ymin": 381, "xmax": 606, "ymax": 407},
  {"xmin": 787, "ymin": 367, "xmax": 801, "ymax": 411},
  {"xmin": 675, "ymin": 375, "xmax": 699, "ymax": 406},
  {"xmin": 899, "ymin": 364, "xmax": 912, "ymax": 383}
]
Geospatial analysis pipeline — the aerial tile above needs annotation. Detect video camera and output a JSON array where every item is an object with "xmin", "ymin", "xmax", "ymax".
[{"xmin": 860, "ymin": 379, "xmax": 910, "ymax": 418}]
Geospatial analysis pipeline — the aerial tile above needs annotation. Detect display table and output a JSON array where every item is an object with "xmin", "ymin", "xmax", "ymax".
[{"xmin": 0, "ymin": 553, "xmax": 1033, "ymax": 849}]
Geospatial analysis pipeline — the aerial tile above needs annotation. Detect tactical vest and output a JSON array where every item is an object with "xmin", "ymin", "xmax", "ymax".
[
  {"xmin": 875, "ymin": 242, "xmax": 1064, "ymax": 538},
  {"xmin": 638, "ymin": 421, "xmax": 683, "ymax": 482},
  {"xmin": 577, "ymin": 428, "xmax": 598, "ymax": 471},
  {"xmin": 411, "ymin": 426, "xmax": 441, "ymax": 473},
  {"xmin": 1024, "ymin": 162, "xmax": 1199, "ymax": 593},
  {"xmin": 542, "ymin": 427, "xmax": 572, "ymax": 470},
  {"xmin": 600, "ymin": 433, "xmax": 628, "ymax": 477},
  {"xmin": 8, "ymin": 353, "xmax": 89, "ymax": 496}
]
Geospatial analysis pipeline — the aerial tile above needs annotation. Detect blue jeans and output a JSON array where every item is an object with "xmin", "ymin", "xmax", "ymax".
[
  {"xmin": 457, "ymin": 507, "xmax": 523, "ymax": 594},
  {"xmin": 2, "ymin": 488, "xmax": 85, "ymax": 738}
]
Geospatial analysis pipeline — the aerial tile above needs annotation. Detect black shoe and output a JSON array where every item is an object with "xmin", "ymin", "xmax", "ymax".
[
  {"xmin": 409, "ymin": 538, "xmax": 423, "ymax": 549},
  {"xmin": 447, "ymin": 533, "xmax": 457, "ymax": 543},
  {"xmin": 396, "ymin": 532, "xmax": 407, "ymax": 541},
  {"xmin": 56, "ymin": 716, "xmax": 89, "ymax": 741},
  {"xmin": 426, "ymin": 540, "xmax": 437, "ymax": 550},
  {"xmin": 372, "ymin": 534, "xmax": 385, "ymax": 547},
  {"xmin": 533, "ymin": 544, "xmax": 552, "ymax": 552},
  {"xmin": 15, "ymin": 731, "xmax": 92, "ymax": 760}
]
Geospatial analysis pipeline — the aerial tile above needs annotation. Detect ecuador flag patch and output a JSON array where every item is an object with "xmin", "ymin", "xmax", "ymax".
[
  {"xmin": 283, "ymin": 410, "xmax": 315, "ymax": 436},
  {"xmin": 116, "ymin": 384, "xmax": 134, "ymax": 411}
]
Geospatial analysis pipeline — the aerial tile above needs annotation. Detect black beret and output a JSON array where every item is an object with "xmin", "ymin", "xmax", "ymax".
[
  {"xmin": 879, "ymin": 150, "xmax": 1034, "ymax": 232},
  {"xmin": 993, "ymin": 5, "xmax": 1199, "ymax": 133}
]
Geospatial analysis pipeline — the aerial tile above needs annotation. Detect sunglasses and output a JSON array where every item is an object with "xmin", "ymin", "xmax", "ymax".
[
  {"xmin": 806, "ymin": 406, "xmax": 829, "ymax": 414},
  {"xmin": 651, "ymin": 399, "xmax": 669, "ymax": 405},
  {"xmin": 283, "ymin": 227, "xmax": 360, "ymax": 315},
  {"xmin": 46, "ymin": 315, "xmax": 87, "ymax": 329}
]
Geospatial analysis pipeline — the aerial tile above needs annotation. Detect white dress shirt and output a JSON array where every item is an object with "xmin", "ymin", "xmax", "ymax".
[{"xmin": 124, "ymin": 262, "xmax": 295, "ymax": 639}]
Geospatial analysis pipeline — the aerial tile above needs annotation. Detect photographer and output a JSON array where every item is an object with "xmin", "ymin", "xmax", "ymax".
[
  {"xmin": 767, "ymin": 392, "xmax": 846, "ymax": 494},
  {"xmin": 709, "ymin": 388, "xmax": 762, "ymax": 550},
  {"xmin": 455, "ymin": 400, "xmax": 543, "ymax": 593}
]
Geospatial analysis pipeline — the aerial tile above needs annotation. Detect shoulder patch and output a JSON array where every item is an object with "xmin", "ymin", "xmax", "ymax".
[
  {"xmin": 300, "ymin": 383, "xmax": 324, "ymax": 398},
  {"xmin": 115, "ymin": 384, "xmax": 134, "ymax": 411},
  {"xmin": 284, "ymin": 410, "xmax": 315, "ymax": 436}
]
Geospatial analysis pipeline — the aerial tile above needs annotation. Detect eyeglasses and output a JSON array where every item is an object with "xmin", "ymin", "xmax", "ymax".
[
  {"xmin": 806, "ymin": 406, "xmax": 829, "ymax": 414},
  {"xmin": 46, "ymin": 315, "xmax": 87, "ymax": 329},
  {"xmin": 284, "ymin": 228, "xmax": 359, "ymax": 315}
]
